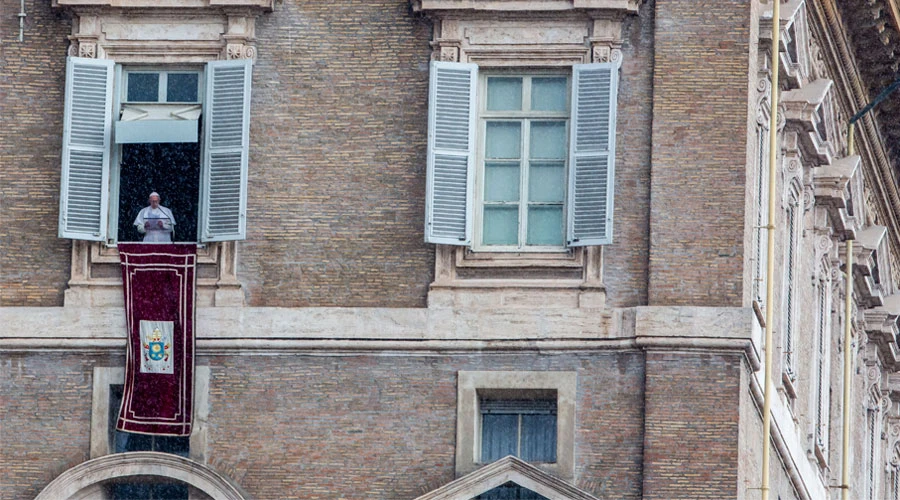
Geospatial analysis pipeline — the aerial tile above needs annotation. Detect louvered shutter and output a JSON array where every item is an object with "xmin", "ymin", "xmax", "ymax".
[
  {"xmin": 58, "ymin": 57, "xmax": 114, "ymax": 240},
  {"xmin": 200, "ymin": 58, "xmax": 252, "ymax": 242},
  {"xmin": 425, "ymin": 61, "xmax": 477, "ymax": 245},
  {"xmin": 566, "ymin": 62, "xmax": 620, "ymax": 246}
]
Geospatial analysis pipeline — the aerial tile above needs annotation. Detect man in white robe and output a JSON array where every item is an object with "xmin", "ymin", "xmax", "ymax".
[{"xmin": 134, "ymin": 192, "xmax": 176, "ymax": 242}]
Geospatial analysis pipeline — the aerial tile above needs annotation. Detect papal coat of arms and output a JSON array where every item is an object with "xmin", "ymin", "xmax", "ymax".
[{"xmin": 139, "ymin": 320, "xmax": 175, "ymax": 374}]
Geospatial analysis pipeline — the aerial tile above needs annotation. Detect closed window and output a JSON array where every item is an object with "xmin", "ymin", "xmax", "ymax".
[
  {"xmin": 480, "ymin": 397, "xmax": 557, "ymax": 463},
  {"xmin": 476, "ymin": 75, "xmax": 569, "ymax": 250},
  {"xmin": 58, "ymin": 57, "xmax": 252, "ymax": 243},
  {"xmin": 425, "ymin": 61, "xmax": 620, "ymax": 250}
]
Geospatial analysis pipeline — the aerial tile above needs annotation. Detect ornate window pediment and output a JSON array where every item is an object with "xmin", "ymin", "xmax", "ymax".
[{"xmin": 414, "ymin": 455, "xmax": 599, "ymax": 500}]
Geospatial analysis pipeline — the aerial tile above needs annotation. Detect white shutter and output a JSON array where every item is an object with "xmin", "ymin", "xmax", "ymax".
[
  {"xmin": 200, "ymin": 59, "xmax": 252, "ymax": 242},
  {"xmin": 58, "ymin": 57, "xmax": 114, "ymax": 241},
  {"xmin": 425, "ymin": 60, "xmax": 477, "ymax": 245},
  {"xmin": 566, "ymin": 62, "xmax": 620, "ymax": 246}
]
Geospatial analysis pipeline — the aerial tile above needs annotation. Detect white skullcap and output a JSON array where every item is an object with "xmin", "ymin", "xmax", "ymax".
[{"xmin": 149, "ymin": 192, "xmax": 160, "ymax": 198}]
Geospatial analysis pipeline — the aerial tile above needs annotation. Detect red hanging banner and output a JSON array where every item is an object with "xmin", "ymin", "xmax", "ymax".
[{"xmin": 117, "ymin": 243, "xmax": 196, "ymax": 436}]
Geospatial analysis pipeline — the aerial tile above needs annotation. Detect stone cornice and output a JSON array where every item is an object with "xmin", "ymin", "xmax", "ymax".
[
  {"xmin": 810, "ymin": 0, "xmax": 900, "ymax": 279},
  {"xmin": 410, "ymin": 0, "xmax": 641, "ymax": 15}
]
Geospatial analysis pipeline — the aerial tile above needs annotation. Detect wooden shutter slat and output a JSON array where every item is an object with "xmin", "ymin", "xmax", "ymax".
[
  {"xmin": 425, "ymin": 61, "xmax": 477, "ymax": 245},
  {"xmin": 200, "ymin": 59, "xmax": 252, "ymax": 242},
  {"xmin": 58, "ymin": 57, "xmax": 114, "ymax": 241},
  {"xmin": 566, "ymin": 62, "xmax": 620, "ymax": 247}
]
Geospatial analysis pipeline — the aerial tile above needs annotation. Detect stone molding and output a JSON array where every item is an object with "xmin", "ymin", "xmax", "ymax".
[
  {"xmin": 1, "ymin": 305, "xmax": 758, "ymax": 366},
  {"xmin": 811, "ymin": 0, "xmax": 900, "ymax": 285},
  {"xmin": 34, "ymin": 451, "xmax": 248, "ymax": 500},
  {"xmin": 416, "ymin": 455, "xmax": 598, "ymax": 500},
  {"xmin": 454, "ymin": 371, "xmax": 576, "ymax": 481}
]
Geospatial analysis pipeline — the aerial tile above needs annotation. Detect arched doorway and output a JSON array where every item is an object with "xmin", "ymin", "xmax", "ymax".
[{"xmin": 36, "ymin": 452, "xmax": 248, "ymax": 500}]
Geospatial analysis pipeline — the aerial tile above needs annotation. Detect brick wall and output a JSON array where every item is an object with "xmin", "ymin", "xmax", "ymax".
[
  {"xmin": 239, "ymin": 0, "xmax": 436, "ymax": 307},
  {"xmin": 0, "ymin": 0, "xmax": 72, "ymax": 306},
  {"xmin": 1, "ymin": 351, "xmax": 648, "ymax": 499},
  {"xmin": 642, "ymin": 351, "xmax": 743, "ymax": 499},
  {"xmin": 603, "ymin": 0, "xmax": 655, "ymax": 308},
  {"xmin": 648, "ymin": 0, "xmax": 755, "ymax": 307}
]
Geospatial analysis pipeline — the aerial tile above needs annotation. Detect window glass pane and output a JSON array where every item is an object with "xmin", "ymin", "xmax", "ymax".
[
  {"xmin": 528, "ymin": 162, "xmax": 565, "ymax": 203},
  {"xmin": 481, "ymin": 413, "xmax": 519, "ymax": 462},
  {"xmin": 520, "ymin": 414, "xmax": 557, "ymax": 462},
  {"xmin": 531, "ymin": 77, "xmax": 567, "ymax": 111},
  {"xmin": 483, "ymin": 206, "xmax": 519, "ymax": 246},
  {"xmin": 127, "ymin": 73, "xmax": 160, "ymax": 102},
  {"xmin": 529, "ymin": 121, "xmax": 566, "ymax": 160},
  {"xmin": 526, "ymin": 206, "xmax": 563, "ymax": 246},
  {"xmin": 487, "ymin": 77, "xmax": 523, "ymax": 111},
  {"xmin": 166, "ymin": 73, "xmax": 199, "ymax": 102},
  {"xmin": 484, "ymin": 163, "xmax": 520, "ymax": 202},
  {"xmin": 486, "ymin": 122, "xmax": 522, "ymax": 159}
]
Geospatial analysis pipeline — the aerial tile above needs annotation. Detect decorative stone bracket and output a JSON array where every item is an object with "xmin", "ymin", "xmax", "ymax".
[
  {"xmin": 812, "ymin": 154, "xmax": 859, "ymax": 239},
  {"xmin": 782, "ymin": 78, "xmax": 834, "ymax": 166}
]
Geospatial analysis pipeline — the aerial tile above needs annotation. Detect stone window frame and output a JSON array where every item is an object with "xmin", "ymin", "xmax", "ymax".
[
  {"xmin": 417, "ymin": 3, "xmax": 636, "ymax": 292},
  {"xmin": 90, "ymin": 366, "xmax": 210, "ymax": 463},
  {"xmin": 456, "ymin": 371, "xmax": 576, "ymax": 482},
  {"xmin": 56, "ymin": 3, "xmax": 268, "ymax": 308}
]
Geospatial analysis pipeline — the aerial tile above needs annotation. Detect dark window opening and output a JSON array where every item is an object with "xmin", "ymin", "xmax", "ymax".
[
  {"xmin": 108, "ymin": 384, "xmax": 190, "ymax": 500},
  {"xmin": 480, "ymin": 398, "xmax": 557, "ymax": 463},
  {"xmin": 475, "ymin": 482, "xmax": 550, "ymax": 500},
  {"xmin": 117, "ymin": 143, "xmax": 200, "ymax": 243},
  {"xmin": 872, "ymin": 250, "xmax": 881, "ymax": 285},
  {"xmin": 786, "ymin": 25, "xmax": 799, "ymax": 64}
]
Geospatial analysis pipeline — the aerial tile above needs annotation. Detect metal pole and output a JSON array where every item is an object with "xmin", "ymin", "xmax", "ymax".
[
  {"xmin": 840, "ymin": 123, "xmax": 855, "ymax": 500},
  {"xmin": 761, "ymin": 0, "xmax": 781, "ymax": 498}
]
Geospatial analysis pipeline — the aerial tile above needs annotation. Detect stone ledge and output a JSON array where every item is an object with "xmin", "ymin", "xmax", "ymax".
[{"xmin": 2, "ymin": 306, "xmax": 755, "ymax": 359}]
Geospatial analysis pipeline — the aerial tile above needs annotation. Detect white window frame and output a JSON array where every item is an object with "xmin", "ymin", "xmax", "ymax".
[
  {"xmin": 122, "ymin": 68, "xmax": 204, "ymax": 104},
  {"xmin": 473, "ymin": 71, "xmax": 571, "ymax": 252}
]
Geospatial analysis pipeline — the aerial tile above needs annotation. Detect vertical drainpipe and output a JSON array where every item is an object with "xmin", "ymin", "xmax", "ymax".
[
  {"xmin": 760, "ymin": 0, "xmax": 781, "ymax": 498},
  {"xmin": 840, "ymin": 125, "xmax": 855, "ymax": 500}
]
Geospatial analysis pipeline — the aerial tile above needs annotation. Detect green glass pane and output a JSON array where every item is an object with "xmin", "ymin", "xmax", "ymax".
[
  {"xmin": 531, "ymin": 77, "xmax": 567, "ymax": 111},
  {"xmin": 483, "ymin": 206, "xmax": 519, "ymax": 246},
  {"xmin": 487, "ymin": 77, "xmax": 523, "ymax": 111},
  {"xmin": 527, "ymin": 206, "xmax": 563, "ymax": 246},
  {"xmin": 528, "ymin": 162, "xmax": 565, "ymax": 202},
  {"xmin": 167, "ymin": 73, "xmax": 199, "ymax": 103},
  {"xmin": 484, "ymin": 163, "xmax": 520, "ymax": 202},
  {"xmin": 486, "ymin": 122, "xmax": 521, "ymax": 159},
  {"xmin": 530, "ymin": 122, "xmax": 566, "ymax": 159},
  {"xmin": 127, "ymin": 73, "xmax": 159, "ymax": 102}
]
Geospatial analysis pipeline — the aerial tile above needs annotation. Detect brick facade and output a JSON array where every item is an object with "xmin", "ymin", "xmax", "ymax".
[{"xmin": 0, "ymin": 0, "xmax": 73, "ymax": 306}]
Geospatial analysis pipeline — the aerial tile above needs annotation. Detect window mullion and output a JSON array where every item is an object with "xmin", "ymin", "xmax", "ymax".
[
  {"xmin": 517, "ymin": 413, "xmax": 523, "ymax": 457},
  {"xmin": 159, "ymin": 73, "xmax": 168, "ymax": 103},
  {"xmin": 520, "ymin": 119, "xmax": 529, "ymax": 250}
]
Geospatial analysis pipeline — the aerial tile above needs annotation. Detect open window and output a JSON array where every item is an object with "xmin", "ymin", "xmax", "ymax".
[
  {"xmin": 58, "ymin": 57, "xmax": 252, "ymax": 244},
  {"xmin": 425, "ymin": 60, "xmax": 620, "ymax": 250}
]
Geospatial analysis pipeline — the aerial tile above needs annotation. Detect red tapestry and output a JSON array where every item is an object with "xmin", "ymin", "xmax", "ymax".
[{"xmin": 117, "ymin": 243, "xmax": 196, "ymax": 436}]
